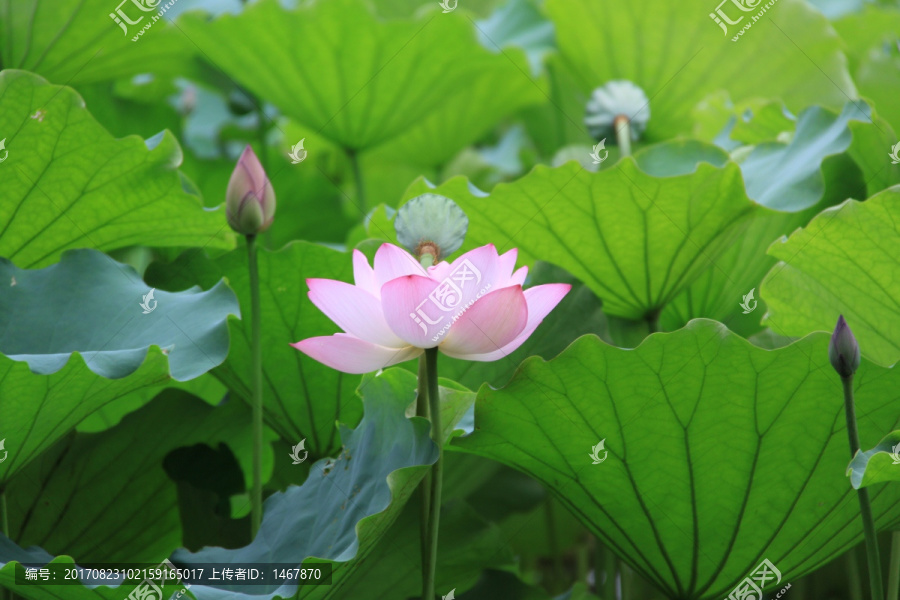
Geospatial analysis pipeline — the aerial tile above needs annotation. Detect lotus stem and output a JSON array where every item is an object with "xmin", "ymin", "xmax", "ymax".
[
  {"xmin": 842, "ymin": 375, "xmax": 884, "ymax": 600},
  {"xmin": 416, "ymin": 356, "xmax": 431, "ymax": 578},
  {"xmin": 422, "ymin": 347, "xmax": 442, "ymax": 600},
  {"xmin": 545, "ymin": 502, "xmax": 563, "ymax": 586},
  {"xmin": 848, "ymin": 548, "xmax": 864, "ymax": 600},
  {"xmin": 602, "ymin": 541, "xmax": 617, "ymax": 599},
  {"xmin": 614, "ymin": 115, "xmax": 632, "ymax": 158},
  {"xmin": 888, "ymin": 531, "xmax": 900, "ymax": 600},
  {"xmin": 347, "ymin": 148, "xmax": 365, "ymax": 207},
  {"xmin": 247, "ymin": 234, "xmax": 264, "ymax": 537}
]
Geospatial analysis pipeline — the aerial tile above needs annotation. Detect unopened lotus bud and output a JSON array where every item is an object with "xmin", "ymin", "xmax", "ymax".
[
  {"xmin": 829, "ymin": 315, "xmax": 860, "ymax": 378},
  {"xmin": 226, "ymin": 145, "xmax": 276, "ymax": 235},
  {"xmin": 585, "ymin": 80, "xmax": 651, "ymax": 141},
  {"xmin": 394, "ymin": 193, "xmax": 468, "ymax": 263}
]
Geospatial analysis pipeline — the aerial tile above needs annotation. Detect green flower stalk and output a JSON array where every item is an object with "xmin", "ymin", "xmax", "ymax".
[
  {"xmin": 227, "ymin": 145, "xmax": 276, "ymax": 537},
  {"xmin": 395, "ymin": 194, "xmax": 466, "ymax": 600},
  {"xmin": 832, "ymin": 315, "xmax": 883, "ymax": 600}
]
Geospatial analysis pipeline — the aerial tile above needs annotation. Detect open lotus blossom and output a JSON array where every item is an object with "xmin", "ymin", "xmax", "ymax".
[{"xmin": 291, "ymin": 243, "xmax": 570, "ymax": 374}]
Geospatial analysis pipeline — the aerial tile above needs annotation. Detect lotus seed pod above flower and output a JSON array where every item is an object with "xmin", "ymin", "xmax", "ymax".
[
  {"xmin": 226, "ymin": 145, "xmax": 276, "ymax": 235},
  {"xmin": 395, "ymin": 193, "xmax": 468, "ymax": 262},
  {"xmin": 829, "ymin": 315, "xmax": 860, "ymax": 378},
  {"xmin": 291, "ymin": 243, "xmax": 570, "ymax": 374},
  {"xmin": 584, "ymin": 80, "xmax": 651, "ymax": 141}
]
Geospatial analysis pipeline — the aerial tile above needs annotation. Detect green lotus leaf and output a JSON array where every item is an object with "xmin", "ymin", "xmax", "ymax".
[
  {"xmin": 0, "ymin": 249, "xmax": 239, "ymax": 485},
  {"xmin": 403, "ymin": 158, "xmax": 763, "ymax": 321},
  {"xmin": 546, "ymin": 0, "xmax": 855, "ymax": 140},
  {"xmin": 761, "ymin": 187, "xmax": 900, "ymax": 367},
  {"xmin": 0, "ymin": 70, "xmax": 233, "ymax": 269},
  {"xmin": 145, "ymin": 242, "xmax": 359, "ymax": 459},
  {"xmin": 455, "ymin": 320, "xmax": 900, "ymax": 599},
  {"xmin": 169, "ymin": 368, "xmax": 474, "ymax": 600},
  {"xmin": 661, "ymin": 101, "xmax": 898, "ymax": 332},
  {"xmin": 4, "ymin": 389, "xmax": 274, "ymax": 564},
  {"xmin": 177, "ymin": 0, "xmax": 542, "ymax": 154},
  {"xmin": 848, "ymin": 430, "xmax": 900, "ymax": 489},
  {"xmin": 0, "ymin": 0, "xmax": 197, "ymax": 85},
  {"xmin": 738, "ymin": 102, "xmax": 897, "ymax": 211},
  {"xmin": 0, "ymin": 249, "xmax": 238, "ymax": 380}
]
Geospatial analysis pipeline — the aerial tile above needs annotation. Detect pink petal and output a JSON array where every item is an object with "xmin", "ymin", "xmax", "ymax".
[
  {"xmin": 352, "ymin": 250, "xmax": 378, "ymax": 295},
  {"xmin": 498, "ymin": 248, "xmax": 518, "ymax": 279},
  {"xmin": 291, "ymin": 334, "xmax": 422, "ymax": 374},
  {"xmin": 439, "ymin": 285, "xmax": 528, "ymax": 357},
  {"xmin": 427, "ymin": 260, "xmax": 452, "ymax": 282},
  {"xmin": 373, "ymin": 244, "xmax": 427, "ymax": 291},
  {"xmin": 461, "ymin": 283, "xmax": 571, "ymax": 361},
  {"xmin": 509, "ymin": 265, "xmax": 528, "ymax": 287},
  {"xmin": 445, "ymin": 244, "xmax": 501, "ymax": 289},
  {"xmin": 308, "ymin": 278, "xmax": 405, "ymax": 347}
]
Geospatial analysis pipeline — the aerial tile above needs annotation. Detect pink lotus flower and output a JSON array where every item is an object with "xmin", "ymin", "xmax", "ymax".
[{"xmin": 291, "ymin": 243, "xmax": 570, "ymax": 374}]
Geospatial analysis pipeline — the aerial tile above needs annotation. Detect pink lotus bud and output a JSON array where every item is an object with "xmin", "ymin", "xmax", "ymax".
[
  {"xmin": 226, "ymin": 145, "xmax": 276, "ymax": 235},
  {"xmin": 829, "ymin": 315, "xmax": 860, "ymax": 378}
]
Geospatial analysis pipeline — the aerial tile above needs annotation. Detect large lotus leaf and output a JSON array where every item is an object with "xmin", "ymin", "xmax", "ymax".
[
  {"xmin": 737, "ymin": 102, "xmax": 898, "ymax": 211},
  {"xmin": 0, "ymin": 249, "xmax": 238, "ymax": 485},
  {"xmin": 455, "ymin": 320, "xmax": 900, "ymax": 599},
  {"xmin": 0, "ymin": 249, "xmax": 238, "ymax": 380},
  {"xmin": 4, "ymin": 389, "xmax": 273, "ymax": 564},
  {"xmin": 832, "ymin": 7, "xmax": 900, "ymax": 134},
  {"xmin": 0, "ymin": 352, "xmax": 168, "ymax": 487},
  {"xmin": 660, "ymin": 102, "xmax": 897, "ymax": 332},
  {"xmin": 146, "ymin": 242, "xmax": 361, "ymax": 459},
  {"xmin": 403, "ymin": 158, "xmax": 763, "ymax": 320},
  {"xmin": 0, "ymin": 0, "xmax": 199, "ymax": 85},
  {"xmin": 371, "ymin": 46, "xmax": 543, "ymax": 168},
  {"xmin": 761, "ymin": 187, "xmax": 900, "ymax": 368},
  {"xmin": 546, "ymin": 0, "xmax": 855, "ymax": 141},
  {"xmin": 0, "ymin": 70, "xmax": 233, "ymax": 269},
  {"xmin": 476, "ymin": 0, "xmax": 556, "ymax": 76},
  {"xmin": 170, "ymin": 368, "xmax": 474, "ymax": 600},
  {"xmin": 177, "ymin": 0, "xmax": 540, "ymax": 152},
  {"xmin": 848, "ymin": 430, "xmax": 900, "ymax": 489}
]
